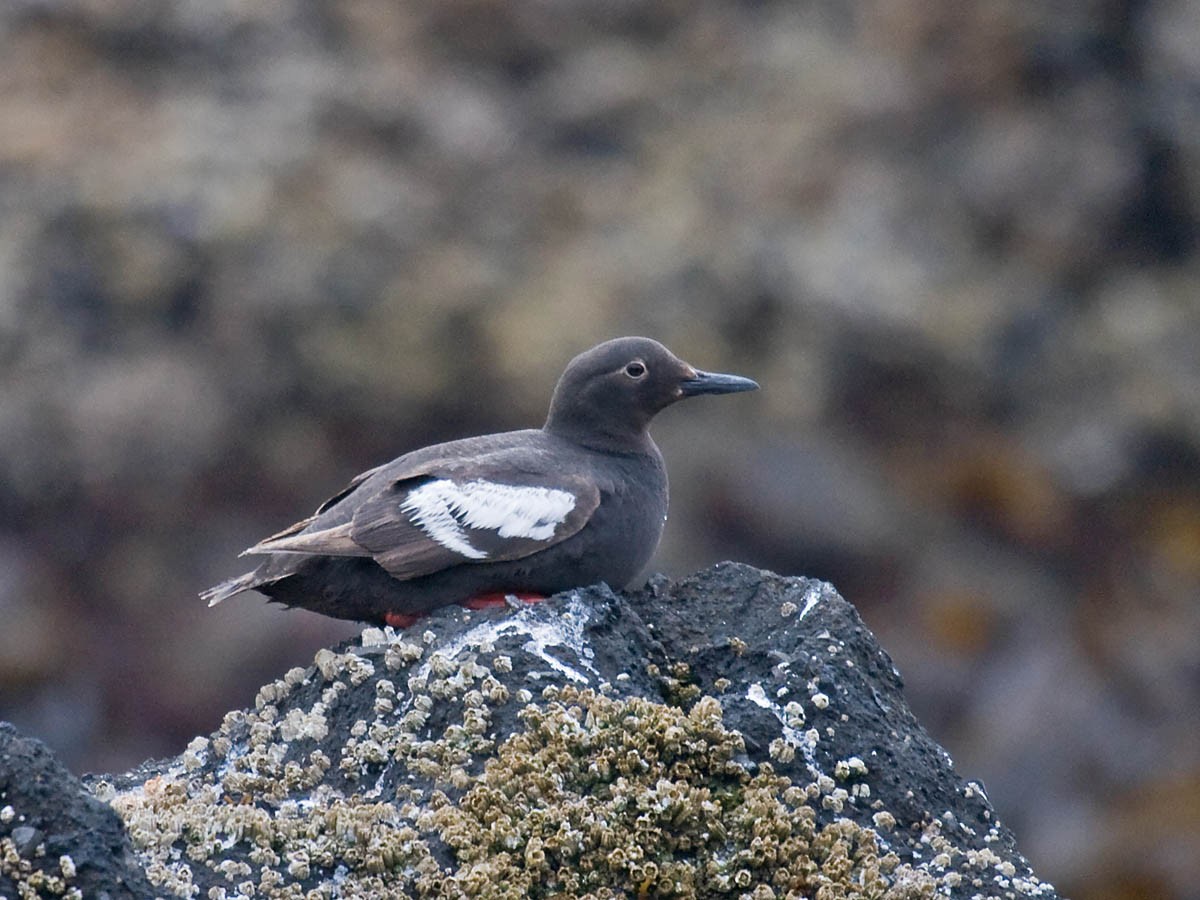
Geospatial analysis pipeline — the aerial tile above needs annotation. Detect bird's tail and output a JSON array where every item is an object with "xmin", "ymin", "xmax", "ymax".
[{"xmin": 200, "ymin": 571, "xmax": 261, "ymax": 607}]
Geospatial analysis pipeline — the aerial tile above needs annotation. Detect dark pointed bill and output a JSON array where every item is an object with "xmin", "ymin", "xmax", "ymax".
[{"xmin": 679, "ymin": 369, "xmax": 760, "ymax": 396}]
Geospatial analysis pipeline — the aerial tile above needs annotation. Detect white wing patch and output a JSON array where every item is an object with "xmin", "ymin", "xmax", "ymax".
[{"xmin": 399, "ymin": 479, "xmax": 578, "ymax": 559}]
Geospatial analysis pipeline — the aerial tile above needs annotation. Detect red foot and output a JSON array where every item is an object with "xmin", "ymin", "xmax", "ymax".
[
  {"xmin": 385, "ymin": 593, "xmax": 547, "ymax": 627},
  {"xmin": 384, "ymin": 611, "xmax": 427, "ymax": 629},
  {"xmin": 460, "ymin": 592, "xmax": 547, "ymax": 610}
]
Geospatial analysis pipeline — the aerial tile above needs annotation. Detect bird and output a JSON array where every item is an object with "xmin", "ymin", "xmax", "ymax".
[{"xmin": 201, "ymin": 336, "xmax": 758, "ymax": 627}]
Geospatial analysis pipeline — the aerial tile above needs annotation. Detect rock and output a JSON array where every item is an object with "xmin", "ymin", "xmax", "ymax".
[
  {"xmin": 0, "ymin": 723, "xmax": 154, "ymax": 899},
  {"xmin": 4, "ymin": 564, "xmax": 1057, "ymax": 898}
]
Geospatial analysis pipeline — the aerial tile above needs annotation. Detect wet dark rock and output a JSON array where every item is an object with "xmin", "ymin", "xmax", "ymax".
[
  {"xmin": 4, "ymin": 565, "xmax": 1055, "ymax": 897},
  {"xmin": 0, "ymin": 723, "xmax": 154, "ymax": 900}
]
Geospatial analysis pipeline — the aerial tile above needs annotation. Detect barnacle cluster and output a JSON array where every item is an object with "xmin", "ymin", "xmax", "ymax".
[
  {"xmin": 0, "ymin": 837, "xmax": 83, "ymax": 900},
  {"xmin": 422, "ymin": 688, "xmax": 935, "ymax": 898},
  {"xmin": 97, "ymin": 663, "xmax": 936, "ymax": 899},
  {"xmin": 82, "ymin": 615, "xmax": 1048, "ymax": 899}
]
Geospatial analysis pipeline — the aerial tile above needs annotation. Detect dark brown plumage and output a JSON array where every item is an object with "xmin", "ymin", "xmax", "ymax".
[{"xmin": 201, "ymin": 336, "xmax": 757, "ymax": 626}]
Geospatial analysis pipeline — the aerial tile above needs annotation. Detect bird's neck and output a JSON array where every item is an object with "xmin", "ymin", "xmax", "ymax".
[{"xmin": 543, "ymin": 415, "xmax": 658, "ymax": 457}]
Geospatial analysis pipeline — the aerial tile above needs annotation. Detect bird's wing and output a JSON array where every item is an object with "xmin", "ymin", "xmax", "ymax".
[
  {"xmin": 241, "ymin": 462, "xmax": 390, "ymax": 555},
  {"xmin": 314, "ymin": 462, "xmax": 387, "ymax": 515},
  {"xmin": 244, "ymin": 458, "xmax": 601, "ymax": 581},
  {"xmin": 355, "ymin": 470, "xmax": 600, "ymax": 579}
]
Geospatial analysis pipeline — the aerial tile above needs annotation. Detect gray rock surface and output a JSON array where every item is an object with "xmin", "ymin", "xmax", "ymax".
[
  {"xmin": 3, "ymin": 565, "xmax": 1056, "ymax": 897},
  {"xmin": 0, "ymin": 723, "xmax": 154, "ymax": 899}
]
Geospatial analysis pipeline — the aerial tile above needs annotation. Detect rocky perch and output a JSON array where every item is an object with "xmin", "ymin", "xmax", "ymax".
[{"xmin": 1, "ymin": 564, "xmax": 1057, "ymax": 899}]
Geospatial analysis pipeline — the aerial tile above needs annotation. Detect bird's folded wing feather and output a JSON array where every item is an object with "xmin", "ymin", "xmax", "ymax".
[
  {"xmin": 240, "ymin": 462, "xmax": 389, "ymax": 553},
  {"xmin": 314, "ymin": 462, "xmax": 386, "ymax": 515},
  {"xmin": 243, "ymin": 459, "xmax": 601, "ymax": 581}
]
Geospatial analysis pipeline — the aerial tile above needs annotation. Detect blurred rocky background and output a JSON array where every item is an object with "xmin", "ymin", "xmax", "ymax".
[{"xmin": 0, "ymin": 2, "xmax": 1196, "ymax": 898}]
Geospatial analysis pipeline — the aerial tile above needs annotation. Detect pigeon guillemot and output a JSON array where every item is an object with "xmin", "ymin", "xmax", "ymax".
[{"xmin": 201, "ymin": 336, "xmax": 758, "ymax": 627}]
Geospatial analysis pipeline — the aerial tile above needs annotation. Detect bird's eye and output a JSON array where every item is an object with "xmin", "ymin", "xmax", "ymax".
[{"xmin": 625, "ymin": 361, "xmax": 647, "ymax": 379}]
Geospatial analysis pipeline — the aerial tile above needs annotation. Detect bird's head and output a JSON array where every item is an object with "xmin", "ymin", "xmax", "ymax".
[{"xmin": 544, "ymin": 336, "xmax": 758, "ymax": 450}]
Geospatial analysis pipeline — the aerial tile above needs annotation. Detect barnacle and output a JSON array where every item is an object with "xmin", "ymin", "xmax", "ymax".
[{"xmin": 385, "ymin": 639, "xmax": 425, "ymax": 671}]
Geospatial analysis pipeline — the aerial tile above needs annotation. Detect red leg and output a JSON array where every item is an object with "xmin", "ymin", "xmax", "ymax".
[
  {"xmin": 460, "ymin": 592, "xmax": 547, "ymax": 610},
  {"xmin": 384, "ymin": 611, "xmax": 426, "ymax": 629}
]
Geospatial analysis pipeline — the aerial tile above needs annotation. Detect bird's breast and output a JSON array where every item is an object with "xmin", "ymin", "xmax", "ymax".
[{"xmin": 575, "ymin": 451, "xmax": 668, "ymax": 586}]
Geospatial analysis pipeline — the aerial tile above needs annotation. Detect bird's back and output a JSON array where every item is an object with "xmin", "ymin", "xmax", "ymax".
[{"xmin": 202, "ymin": 428, "xmax": 668, "ymax": 620}]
